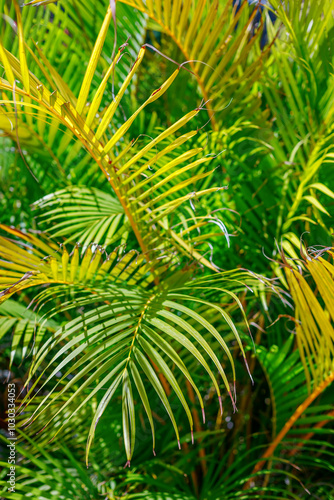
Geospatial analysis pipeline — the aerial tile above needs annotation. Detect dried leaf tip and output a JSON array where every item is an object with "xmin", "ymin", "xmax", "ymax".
[
  {"xmin": 123, "ymin": 460, "xmax": 131, "ymax": 468},
  {"xmin": 244, "ymin": 356, "xmax": 254, "ymax": 385},
  {"xmin": 229, "ymin": 391, "xmax": 238, "ymax": 414},
  {"xmin": 202, "ymin": 407, "xmax": 206, "ymax": 424},
  {"xmin": 191, "ymin": 429, "xmax": 194, "ymax": 444},
  {"xmin": 218, "ymin": 395, "xmax": 223, "ymax": 416},
  {"xmin": 177, "ymin": 439, "xmax": 181, "ymax": 450}
]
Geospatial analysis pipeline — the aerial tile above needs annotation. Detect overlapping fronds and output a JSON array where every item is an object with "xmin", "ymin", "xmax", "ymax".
[
  {"xmin": 33, "ymin": 186, "xmax": 128, "ymax": 249},
  {"xmin": 263, "ymin": 0, "xmax": 334, "ymax": 236},
  {"xmin": 0, "ymin": 224, "xmax": 269, "ymax": 463},
  {"xmin": 241, "ymin": 332, "xmax": 334, "ymax": 493},
  {"xmin": 0, "ymin": 299, "xmax": 58, "ymax": 368},
  {"xmin": 278, "ymin": 245, "xmax": 334, "ymax": 388},
  {"xmin": 1, "ymin": 0, "xmax": 334, "ymax": 496},
  {"xmin": 204, "ymin": 0, "xmax": 334, "ymax": 272},
  {"xmin": 0, "ymin": 431, "xmax": 317, "ymax": 500},
  {"xmin": 0, "ymin": 224, "xmax": 158, "ymax": 302},
  {"xmin": 255, "ymin": 335, "xmax": 308, "ymax": 439},
  {"xmin": 0, "ymin": 0, "xmax": 146, "ymax": 92},
  {"xmin": 249, "ymin": 365, "xmax": 334, "ymax": 488},
  {"xmin": 117, "ymin": 0, "xmax": 272, "ymax": 128},
  {"xmin": 0, "ymin": 433, "xmax": 100, "ymax": 500},
  {"xmin": 17, "ymin": 0, "xmax": 270, "ymax": 129},
  {"xmin": 0, "ymin": 0, "xmax": 229, "ymax": 269}
]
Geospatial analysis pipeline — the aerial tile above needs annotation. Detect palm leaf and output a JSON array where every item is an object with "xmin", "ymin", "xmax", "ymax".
[
  {"xmin": 117, "ymin": 0, "xmax": 272, "ymax": 129},
  {"xmin": 280, "ymin": 244, "xmax": 334, "ymax": 388},
  {"xmin": 34, "ymin": 186, "xmax": 128, "ymax": 250},
  {"xmin": 0, "ymin": 1, "xmax": 223, "ymax": 270},
  {"xmin": 0, "ymin": 432, "xmax": 100, "ymax": 500},
  {"xmin": 0, "ymin": 225, "xmax": 274, "ymax": 462},
  {"xmin": 0, "ymin": 299, "xmax": 58, "ymax": 368}
]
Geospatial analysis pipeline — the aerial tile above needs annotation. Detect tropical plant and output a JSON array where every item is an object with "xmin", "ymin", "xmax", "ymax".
[{"xmin": 0, "ymin": 0, "xmax": 333, "ymax": 499}]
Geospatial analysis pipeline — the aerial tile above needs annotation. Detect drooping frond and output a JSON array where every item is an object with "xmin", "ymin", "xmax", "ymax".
[
  {"xmin": 279, "ymin": 244, "xmax": 334, "ymax": 388},
  {"xmin": 0, "ymin": 224, "xmax": 158, "ymax": 302},
  {"xmin": 0, "ymin": 224, "xmax": 270, "ymax": 463}
]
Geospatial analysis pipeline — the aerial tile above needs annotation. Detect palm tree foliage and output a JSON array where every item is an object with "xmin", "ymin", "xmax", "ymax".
[{"xmin": 0, "ymin": 0, "xmax": 333, "ymax": 498}]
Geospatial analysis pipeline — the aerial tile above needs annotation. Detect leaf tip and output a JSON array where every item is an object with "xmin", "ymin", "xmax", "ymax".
[
  {"xmin": 228, "ymin": 391, "xmax": 238, "ymax": 414},
  {"xmin": 244, "ymin": 356, "xmax": 254, "ymax": 385},
  {"xmin": 218, "ymin": 395, "xmax": 223, "ymax": 416}
]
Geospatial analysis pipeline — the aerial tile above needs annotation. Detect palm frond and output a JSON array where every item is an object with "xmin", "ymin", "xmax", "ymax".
[
  {"xmin": 280, "ymin": 244, "xmax": 334, "ymax": 388},
  {"xmin": 0, "ymin": 432, "xmax": 100, "ymax": 500},
  {"xmin": 0, "ymin": 225, "xmax": 273, "ymax": 463},
  {"xmin": 117, "ymin": 0, "xmax": 272, "ymax": 128},
  {"xmin": 0, "ymin": 1, "xmax": 225, "ymax": 269},
  {"xmin": 34, "ymin": 186, "xmax": 128, "ymax": 250},
  {"xmin": 0, "ymin": 299, "xmax": 58, "ymax": 368}
]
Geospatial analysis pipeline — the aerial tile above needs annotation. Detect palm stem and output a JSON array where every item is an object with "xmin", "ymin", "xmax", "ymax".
[{"xmin": 244, "ymin": 371, "xmax": 334, "ymax": 489}]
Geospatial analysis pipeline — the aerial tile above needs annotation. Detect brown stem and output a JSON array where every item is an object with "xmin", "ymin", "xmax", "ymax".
[
  {"xmin": 150, "ymin": 359, "xmax": 171, "ymax": 397},
  {"xmin": 288, "ymin": 409, "xmax": 334, "ymax": 457},
  {"xmin": 183, "ymin": 440, "xmax": 199, "ymax": 498},
  {"xmin": 2, "ymin": 80, "xmax": 152, "ymax": 260},
  {"xmin": 243, "ymin": 372, "xmax": 334, "ymax": 490}
]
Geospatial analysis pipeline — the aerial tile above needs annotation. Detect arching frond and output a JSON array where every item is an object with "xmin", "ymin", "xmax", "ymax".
[
  {"xmin": 117, "ymin": 0, "xmax": 272, "ymax": 128},
  {"xmin": 0, "ymin": 1, "xmax": 224, "ymax": 269}
]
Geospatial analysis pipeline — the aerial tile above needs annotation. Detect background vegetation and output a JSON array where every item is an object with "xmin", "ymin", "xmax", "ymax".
[{"xmin": 0, "ymin": 0, "xmax": 334, "ymax": 498}]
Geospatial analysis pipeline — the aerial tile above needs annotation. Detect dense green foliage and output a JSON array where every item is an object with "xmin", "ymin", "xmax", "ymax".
[{"xmin": 0, "ymin": 1, "xmax": 334, "ymax": 499}]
